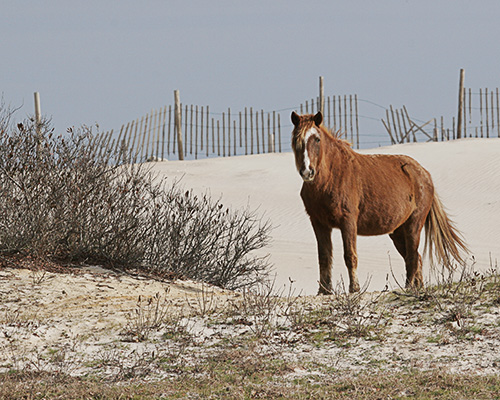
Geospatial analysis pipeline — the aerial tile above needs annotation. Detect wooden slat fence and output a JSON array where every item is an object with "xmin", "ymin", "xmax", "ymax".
[
  {"xmin": 382, "ymin": 87, "xmax": 500, "ymax": 144},
  {"xmin": 101, "ymin": 94, "xmax": 360, "ymax": 163}
]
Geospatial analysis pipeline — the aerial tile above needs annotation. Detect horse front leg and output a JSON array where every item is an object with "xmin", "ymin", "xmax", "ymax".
[
  {"xmin": 311, "ymin": 219, "xmax": 333, "ymax": 295},
  {"xmin": 341, "ymin": 221, "xmax": 360, "ymax": 293}
]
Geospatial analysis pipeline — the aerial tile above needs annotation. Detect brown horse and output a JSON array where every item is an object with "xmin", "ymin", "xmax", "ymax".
[{"xmin": 291, "ymin": 111, "xmax": 468, "ymax": 294}]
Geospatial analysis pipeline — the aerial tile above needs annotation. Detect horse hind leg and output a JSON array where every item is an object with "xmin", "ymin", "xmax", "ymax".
[
  {"xmin": 404, "ymin": 230, "xmax": 424, "ymax": 289},
  {"xmin": 390, "ymin": 226, "xmax": 423, "ymax": 289}
]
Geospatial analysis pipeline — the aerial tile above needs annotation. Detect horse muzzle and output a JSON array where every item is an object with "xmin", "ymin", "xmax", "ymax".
[{"xmin": 300, "ymin": 167, "xmax": 315, "ymax": 182}]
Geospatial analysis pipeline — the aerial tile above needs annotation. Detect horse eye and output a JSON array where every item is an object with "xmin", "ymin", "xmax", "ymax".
[{"xmin": 315, "ymin": 137, "xmax": 320, "ymax": 143}]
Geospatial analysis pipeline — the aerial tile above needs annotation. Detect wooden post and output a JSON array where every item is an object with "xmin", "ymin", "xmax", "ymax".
[
  {"xmin": 34, "ymin": 92, "xmax": 42, "ymax": 134},
  {"xmin": 456, "ymin": 68, "xmax": 465, "ymax": 139},
  {"xmin": 261, "ymin": 110, "xmax": 265, "ymax": 153},
  {"xmin": 134, "ymin": 118, "xmax": 143, "ymax": 162},
  {"xmin": 195, "ymin": 105, "xmax": 198, "ymax": 159},
  {"xmin": 250, "ymin": 107, "xmax": 254, "ymax": 155},
  {"xmin": 167, "ymin": 106, "xmax": 172, "ymax": 157},
  {"xmin": 200, "ymin": 106, "xmax": 204, "ymax": 152},
  {"xmin": 491, "ymin": 90, "xmax": 495, "ymax": 138},
  {"xmin": 338, "ymin": 95, "xmax": 342, "ymax": 132},
  {"xmin": 255, "ymin": 111, "xmax": 260, "ymax": 154},
  {"xmin": 278, "ymin": 113, "xmax": 281, "ymax": 152},
  {"xmin": 343, "ymin": 96, "xmax": 347, "ymax": 137},
  {"xmin": 485, "ymin": 88, "xmax": 490, "ymax": 138},
  {"xmin": 327, "ymin": 96, "xmax": 331, "ymax": 127},
  {"xmin": 140, "ymin": 112, "xmax": 149, "ymax": 162},
  {"xmin": 396, "ymin": 110, "xmax": 404, "ymax": 143},
  {"xmin": 206, "ymin": 106, "xmax": 210, "ymax": 157},
  {"xmin": 114, "ymin": 124, "xmax": 125, "ymax": 161},
  {"xmin": 227, "ymin": 109, "xmax": 231, "ymax": 157},
  {"xmin": 217, "ymin": 119, "xmax": 220, "ymax": 156},
  {"xmin": 34, "ymin": 92, "xmax": 42, "ymax": 156},
  {"xmin": 355, "ymin": 94, "xmax": 360, "ymax": 148},
  {"xmin": 233, "ymin": 120, "xmax": 237, "ymax": 156},
  {"xmin": 222, "ymin": 113, "xmax": 225, "ymax": 157},
  {"xmin": 159, "ymin": 107, "xmax": 165, "ymax": 159},
  {"xmin": 212, "ymin": 118, "xmax": 215, "ymax": 154},
  {"xmin": 155, "ymin": 108, "xmax": 160, "ymax": 159},
  {"xmin": 480, "ymin": 88, "xmax": 484, "ymax": 138},
  {"xmin": 174, "ymin": 90, "xmax": 184, "ymax": 160},
  {"xmin": 349, "ymin": 94, "xmax": 353, "ymax": 144},
  {"xmin": 469, "ymin": 88, "xmax": 472, "ymax": 128},
  {"xmin": 184, "ymin": 104, "xmax": 188, "ymax": 155},
  {"xmin": 273, "ymin": 111, "xmax": 276, "ymax": 152},
  {"xmin": 384, "ymin": 110, "xmax": 395, "ymax": 144},
  {"xmin": 153, "ymin": 109, "xmax": 159, "ymax": 159},
  {"xmin": 497, "ymin": 88, "xmax": 500, "ymax": 138},
  {"xmin": 126, "ymin": 120, "xmax": 135, "ymax": 162},
  {"xmin": 401, "ymin": 110, "xmax": 409, "ymax": 142},
  {"xmin": 319, "ymin": 76, "xmax": 325, "ymax": 117},
  {"xmin": 390, "ymin": 105, "xmax": 399, "ymax": 143},
  {"xmin": 190, "ymin": 105, "xmax": 194, "ymax": 154},
  {"xmin": 146, "ymin": 109, "xmax": 155, "ymax": 161},
  {"xmin": 267, "ymin": 113, "xmax": 271, "ymax": 152},
  {"xmin": 440, "ymin": 116, "xmax": 444, "ymax": 141},
  {"xmin": 239, "ymin": 112, "xmax": 242, "ymax": 147},
  {"xmin": 333, "ymin": 96, "xmax": 336, "ymax": 130},
  {"xmin": 244, "ymin": 107, "xmax": 248, "ymax": 155},
  {"xmin": 463, "ymin": 88, "xmax": 467, "ymax": 138}
]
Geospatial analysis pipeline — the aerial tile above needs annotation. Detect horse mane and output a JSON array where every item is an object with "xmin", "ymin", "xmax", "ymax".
[
  {"xmin": 293, "ymin": 113, "xmax": 352, "ymax": 148},
  {"xmin": 317, "ymin": 122, "xmax": 353, "ymax": 152},
  {"xmin": 328, "ymin": 126, "xmax": 352, "ymax": 146}
]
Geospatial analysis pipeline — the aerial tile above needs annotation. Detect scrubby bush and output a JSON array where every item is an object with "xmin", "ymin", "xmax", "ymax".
[{"xmin": 0, "ymin": 105, "xmax": 271, "ymax": 289}]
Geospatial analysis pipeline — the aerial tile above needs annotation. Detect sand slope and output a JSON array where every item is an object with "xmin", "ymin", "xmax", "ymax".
[{"xmin": 151, "ymin": 138, "xmax": 500, "ymax": 295}]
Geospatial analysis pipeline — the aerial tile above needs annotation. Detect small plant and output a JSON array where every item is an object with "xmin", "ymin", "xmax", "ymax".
[
  {"xmin": 121, "ymin": 291, "xmax": 172, "ymax": 341},
  {"xmin": 189, "ymin": 283, "xmax": 219, "ymax": 318},
  {"xmin": 289, "ymin": 279, "xmax": 389, "ymax": 343}
]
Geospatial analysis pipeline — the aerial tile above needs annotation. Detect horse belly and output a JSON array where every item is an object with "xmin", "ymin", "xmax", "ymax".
[{"xmin": 356, "ymin": 194, "xmax": 415, "ymax": 236}]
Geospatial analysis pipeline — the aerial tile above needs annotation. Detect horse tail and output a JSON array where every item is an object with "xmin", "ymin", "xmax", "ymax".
[{"xmin": 424, "ymin": 193, "xmax": 469, "ymax": 269}]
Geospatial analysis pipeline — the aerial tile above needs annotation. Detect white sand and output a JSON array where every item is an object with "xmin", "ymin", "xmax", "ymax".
[{"xmin": 151, "ymin": 138, "xmax": 500, "ymax": 295}]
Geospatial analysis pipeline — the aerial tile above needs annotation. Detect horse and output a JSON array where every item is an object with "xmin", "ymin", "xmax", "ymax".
[{"xmin": 291, "ymin": 111, "xmax": 468, "ymax": 294}]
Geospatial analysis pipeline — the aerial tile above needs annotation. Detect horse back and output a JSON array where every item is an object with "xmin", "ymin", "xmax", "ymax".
[{"xmin": 301, "ymin": 151, "xmax": 434, "ymax": 235}]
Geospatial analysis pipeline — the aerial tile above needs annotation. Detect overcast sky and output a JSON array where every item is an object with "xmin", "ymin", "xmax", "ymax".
[{"xmin": 2, "ymin": 0, "xmax": 500, "ymax": 148}]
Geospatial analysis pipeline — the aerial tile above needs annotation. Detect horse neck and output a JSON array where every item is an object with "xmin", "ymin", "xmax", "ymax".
[{"xmin": 315, "ymin": 136, "xmax": 353, "ymax": 190}]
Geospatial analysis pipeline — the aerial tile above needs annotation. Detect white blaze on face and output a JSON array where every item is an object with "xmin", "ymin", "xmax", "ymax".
[{"xmin": 300, "ymin": 127, "xmax": 319, "ymax": 181}]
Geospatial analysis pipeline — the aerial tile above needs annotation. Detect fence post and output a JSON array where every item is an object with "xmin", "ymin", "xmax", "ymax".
[
  {"xmin": 319, "ymin": 76, "xmax": 325, "ymax": 117},
  {"xmin": 457, "ymin": 68, "xmax": 465, "ymax": 139},
  {"xmin": 497, "ymin": 88, "xmax": 500, "ymax": 138},
  {"xmin": 34, "ymin": 92, "xmax": 42, "ymax": 156},
  {"xmin": 174, "ymin": 90, "xmax": 184, "ymax": 160},
  {"xmin": 34, "ymin": 92, "xmax": 41, "ymax": 132}
]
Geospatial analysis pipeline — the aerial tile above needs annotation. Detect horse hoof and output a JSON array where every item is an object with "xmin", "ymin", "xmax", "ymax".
[{"xmin": 349, "ymin": 282, "xmax": 361, "ymax": 293}]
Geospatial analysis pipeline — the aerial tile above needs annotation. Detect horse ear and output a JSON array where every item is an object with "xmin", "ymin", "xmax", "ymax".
[
  {"xmin": 314, "ymin": 112, "xmax": 323, "ymax": 127},
  {"xmin": 291, "ymin": 111, "xmax": 300, "ymax": 126}
]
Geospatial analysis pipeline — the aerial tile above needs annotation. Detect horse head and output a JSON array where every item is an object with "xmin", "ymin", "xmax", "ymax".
[{"xmin": 291, "ymin": 111, "xmax": 324, "ymax": 182}]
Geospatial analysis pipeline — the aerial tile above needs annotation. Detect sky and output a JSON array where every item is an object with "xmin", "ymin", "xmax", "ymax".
[{"xmin": 2, "ymin": 0, "xmax": 500, "ymax": 149}]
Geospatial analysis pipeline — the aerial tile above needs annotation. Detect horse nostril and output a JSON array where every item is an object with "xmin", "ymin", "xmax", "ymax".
[{"xmin": 310, "ymin": 168, "xmax": 315, "ymax": 177}]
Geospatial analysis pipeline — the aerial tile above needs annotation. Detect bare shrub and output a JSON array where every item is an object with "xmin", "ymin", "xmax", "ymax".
[
  {"xmin": 0, "ymin": 106, "xmax": 272, "ymax": 289},
  {"xmin": 141, "ymin": 187, "xmax": 272, "ymax": 290}
]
